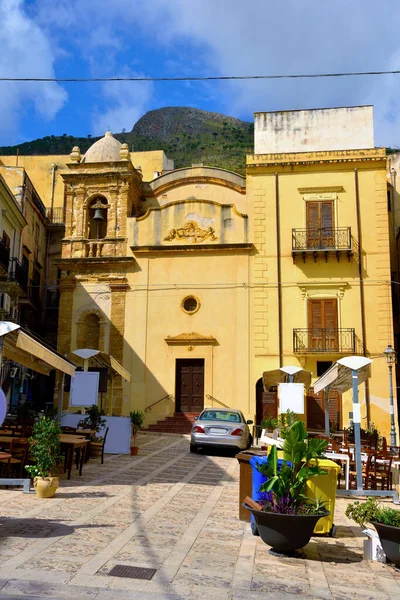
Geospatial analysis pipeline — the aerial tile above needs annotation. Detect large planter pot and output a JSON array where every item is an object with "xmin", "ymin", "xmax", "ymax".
[
  {"xmin": 243, "ymin": 503, "xmax": 329, "ymax": 553},
  {"xmin": 372, "ymin": 521, "xmax": 400, "ymax": 568},
  {"xmin": 34, "ymin": 477, "xmax": 59, "ymax": 499}
]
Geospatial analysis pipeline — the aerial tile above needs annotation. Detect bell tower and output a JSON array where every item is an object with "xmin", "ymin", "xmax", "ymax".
[{"xmin": 61, "ymin": 132, "xmax": 142, "ymax": 259}]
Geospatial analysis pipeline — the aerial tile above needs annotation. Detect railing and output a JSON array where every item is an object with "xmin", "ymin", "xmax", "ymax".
[
  {"xmin": 86, "ymin": 241, "xmax": 104, "ymax": 258},
  {"xmin": 0, "ymin": 239, "xmax": 10, "ymax": 272},
  {"xmin": 292, "ymin": 227, "xmax": 352, "ymax": 252},
  {"xmin": 293, "ymin": 328, "xmax": 356, "ymax": 354},
  {"xmin": 145, "ymin": 394, "xmax": 173, "ymax": 413},
  {"xmin": 8, "ymin": 258, "xmax": 28, "ymax": 293},
  {"xmin": 205, "ymin": 394, "xmax": 230, "ymax": 409},
  {"xmin": 46, "ymin": 207, "xmax": 65, "ymax": 224}
]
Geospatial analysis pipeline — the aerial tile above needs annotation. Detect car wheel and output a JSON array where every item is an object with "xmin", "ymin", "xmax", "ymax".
[
  {"xmin": 190, "ymin": 444, "xmax": 197, "ymax": 454},
  {"xmin": 246, "ymin": 434, "xmax": 253, "ymax": 450}
]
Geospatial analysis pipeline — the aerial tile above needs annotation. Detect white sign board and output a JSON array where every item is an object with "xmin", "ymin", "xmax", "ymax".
[
  {"xmin": 0, "ymin": 388, "xmax": 6, "ymax": 427},
  {"xmin": 279, "ymin": 383, "xmax": 305, "ymax": 414},
  {"xmin": 70, "ymin": 371, "xmax": 99, "ymax": 407},
  {"xmin": 61, "ymin": 413, "xmax": 131, "ymax": 454}
]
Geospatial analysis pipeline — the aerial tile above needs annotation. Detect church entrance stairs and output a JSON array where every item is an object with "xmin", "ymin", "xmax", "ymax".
[{"xmin": 144, "ymin": 412, "xmax": 199, "ymax": 434}]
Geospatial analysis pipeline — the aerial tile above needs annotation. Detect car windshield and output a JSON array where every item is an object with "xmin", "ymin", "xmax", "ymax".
[{"xmin": 199, "ymin": 411, "xmax": 242, "ymax": 423}]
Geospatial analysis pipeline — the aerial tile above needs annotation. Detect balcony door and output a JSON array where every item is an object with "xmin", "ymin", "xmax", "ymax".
[
  {"xmin": 308, "ymin": 299, "xmax": 338, "ymax": 352},
  {"xmin": 306, "ymin": 201, "xmax": 334, "ymax": 248},
  {"xmin": 307, "ymin": 388, "xmax": 342, "ymax": 431}
]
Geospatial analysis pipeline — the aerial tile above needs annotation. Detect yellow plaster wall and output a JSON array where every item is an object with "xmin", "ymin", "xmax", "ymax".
[{"xmin": 248, "ymin": 151, "xmax": 396, "ymax": 439}]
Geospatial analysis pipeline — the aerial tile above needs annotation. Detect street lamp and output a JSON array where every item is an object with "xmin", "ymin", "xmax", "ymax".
[{"xmin": 383, "ymin": 344, "xmax": 397, "ymax": 447}]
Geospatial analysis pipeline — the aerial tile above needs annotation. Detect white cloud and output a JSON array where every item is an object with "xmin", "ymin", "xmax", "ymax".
[
  {"xmin": 6, "ymin": 1, "xmax": 400, "ymax": 146},
  {"xmin": 0, "ymin": 0, "xmax": 67, "ymax": 144},
  {"xmin": 92, "ymin": 71, "xmax": 154, "ymax": 135}
]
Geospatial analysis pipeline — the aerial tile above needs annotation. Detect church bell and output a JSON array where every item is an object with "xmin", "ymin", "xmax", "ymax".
[{"xmin": 92, "ymin": 208, "xmax": 105, "ymax": 221}]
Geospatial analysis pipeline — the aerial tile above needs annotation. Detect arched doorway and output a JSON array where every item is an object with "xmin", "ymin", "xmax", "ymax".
[{"xmin": 255, "ymin": 378, "xmax": 278, "ymax": 425}]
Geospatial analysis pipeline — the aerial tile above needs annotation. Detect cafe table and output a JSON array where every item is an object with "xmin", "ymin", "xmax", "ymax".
[{"xmin": 60, "ymin": 434, "xmax": 89, "ymax": 480}]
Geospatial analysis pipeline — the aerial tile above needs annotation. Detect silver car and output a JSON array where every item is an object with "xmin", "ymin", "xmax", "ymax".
[{"xmin": 190, "ymin": 408, "xmax": 253, "ymax": 453}]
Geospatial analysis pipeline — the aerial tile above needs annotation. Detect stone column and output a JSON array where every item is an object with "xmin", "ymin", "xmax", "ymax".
[
  {"xmin": 109, "ymin": 281, "xmax": 129, "ymax": 414},
  {"xmin": 57, "ymin": 277, "xmax": 76, "ymax": 355}
]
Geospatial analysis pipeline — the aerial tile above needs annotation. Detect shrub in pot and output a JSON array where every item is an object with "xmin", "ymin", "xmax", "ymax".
[
  {"xmin": 244, "ymin": 420, "xmax": 329, "ymax": 553},
  {"xmin": 130, "ymin": 410, "xmax": 145, "ymax": 455},
  {"xmin": 346, "ymin": 497, "xmax": 400, "ymax": 567},
  {"xmin": 25, "ymin": 416, "xmax": 63, "ymax": 498},
  {"xmin": 78, "ymin": 404, "xmax": 106, "ymax": 437}
]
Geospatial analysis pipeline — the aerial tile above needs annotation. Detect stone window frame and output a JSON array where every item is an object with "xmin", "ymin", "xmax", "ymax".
[{"xmin": 181, "ymin": 295, "xmax": 201, "ymax": 316}]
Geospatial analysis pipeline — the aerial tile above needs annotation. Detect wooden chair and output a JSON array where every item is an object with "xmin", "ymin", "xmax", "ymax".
[
  {"xmin": 0, "ymin": 438, "xmax": 29, "ymax": 477},
  {"xmin": 371, "ymin": 454, "xmax": 393, "ymax": 490},
  {"xmin": 61, "ymin": 426, "xmax": 77, "ymax": 434},
  {"xmin": 101, "ymin": 427, "xmax": 109, "ymax": 464},
  {"xmin": 349, "ymin": 452, "xmax": 376, "ymax": 490}
]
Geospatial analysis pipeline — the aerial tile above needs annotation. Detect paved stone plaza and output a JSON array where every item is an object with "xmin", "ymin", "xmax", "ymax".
[{"xmin": 0, "ymin": 435, "xmax": 400, "ymax": 600}]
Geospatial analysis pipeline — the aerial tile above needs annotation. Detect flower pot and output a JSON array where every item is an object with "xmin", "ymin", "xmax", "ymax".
[
  {"xmin": 33, "ymin": 477, "xmax": 59, "ymax": 499},
  {"xmin": 130, "ymin": 446, "xmax": 139, "ymax": 456},
  {"xmin": 371, "ymin": 521, "xmax": 400, "ymax": 568},
  {"xmin": 243, "ymin": 503, "xmax": 329, "ymax": 553}
]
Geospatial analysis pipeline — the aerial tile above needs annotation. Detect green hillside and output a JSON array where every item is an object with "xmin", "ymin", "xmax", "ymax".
[{"xmin": 0, "ymin": 107, "xmax": 254, "ymax": 175}]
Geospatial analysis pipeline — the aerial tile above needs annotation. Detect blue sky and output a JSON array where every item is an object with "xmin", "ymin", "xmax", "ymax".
[{"xmin": 1, "ymin": 0, "xmax": 400, "ymax": 147}]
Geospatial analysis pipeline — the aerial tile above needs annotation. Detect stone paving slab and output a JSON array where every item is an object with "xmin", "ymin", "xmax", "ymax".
[{"xmin": 0, "ymin": 434, "xmax": 400, "ymax": 599}]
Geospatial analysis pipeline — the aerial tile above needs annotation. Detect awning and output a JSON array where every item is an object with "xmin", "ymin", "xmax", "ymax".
[
  {"xmin": 3, "ymin": 328, "xmax": 76, "ymax": 377},
  {"xmin": 313, "ymin": 356, "xmax": 372, "ymax": 394},
  {"xmin": 69, "ymin": 351, "xmax": 131, "ymax": 382},
  {"xmin": 263, "ymin": 367, "xmax": 312, "ymax": 390}
]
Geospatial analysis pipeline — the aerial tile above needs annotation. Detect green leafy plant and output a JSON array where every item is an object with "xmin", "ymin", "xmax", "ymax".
[
  {"xmin": 16, "ymin": 401, "xmax": 38, "ymax": 423},
  {"xmin": 346, "ymin": 498, "xmax": 400, "ymax": 529},
  {"xmin": 130, "ymin": 410, "xmax": 145, "ymax": 446},
  {"xmin": 78, "ymin": 405, "xmax": 106, "ymax": 438},
  {"xmin": 261, "ymin": 410, "xmax": 299, "ymax": 439},
  {"xmin": 25, "ymin": 416, "xmax": 62, "ymax": 478},
  {"xmin": 257, "ymin": 420, "xmax": 328, "ymax": 515},
  {"xmin": 90, "ymin": 435, "xmax": 104, "ymax": 444}
]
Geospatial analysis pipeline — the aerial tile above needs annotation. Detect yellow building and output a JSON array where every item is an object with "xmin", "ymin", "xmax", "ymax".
[
  {"xmin": 249, "ymin": 106, "xmax": 396, "ymax": 437},
  {"xmin": 0, "ymin": 106, "xmax": 397, "ymax": 440}
]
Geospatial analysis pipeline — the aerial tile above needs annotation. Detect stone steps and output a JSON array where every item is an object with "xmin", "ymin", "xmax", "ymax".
[{"xmin": 144, "ymin": 412, "xmax": 199, "ymax": 434}]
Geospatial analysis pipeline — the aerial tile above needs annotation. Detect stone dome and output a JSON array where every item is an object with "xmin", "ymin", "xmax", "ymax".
[{"xmin": 83, "ymin": 131, "xmax": 122, "ymax": 163}]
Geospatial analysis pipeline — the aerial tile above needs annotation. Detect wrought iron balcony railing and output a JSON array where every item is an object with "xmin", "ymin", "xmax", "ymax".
[
  {"xmin": 8, "ymin": 258, "xmax": 28, "ymax": 293},
  {"xmin": 46, "ymin": 207, "xmax": 65, "ymax": 225},
  {"xmin": 0, "ymin": 239, "xmax": 10, "ymax": 273},
  {"xmin": 293, "ymin": 328, "xmax": 356, "ymax": 354},
  {"xmin": 292, "ymin": 227, "xmax": 352, "ymax": 252}
]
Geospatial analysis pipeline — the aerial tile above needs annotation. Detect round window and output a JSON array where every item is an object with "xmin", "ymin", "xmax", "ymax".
[{"xmin": 182, "ymin": 296, "xmax": 200, "ymax": 315}]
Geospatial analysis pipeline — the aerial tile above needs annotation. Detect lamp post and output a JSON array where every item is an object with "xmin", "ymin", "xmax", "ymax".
[{"xmin": 384, "ymin": 344, "xmax": 397, "ymax": 447}]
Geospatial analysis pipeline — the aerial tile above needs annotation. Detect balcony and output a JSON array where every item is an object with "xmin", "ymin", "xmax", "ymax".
[
  {"xmin": 0, "ymin": 239, "xmax": 10, "ymax": 275},
  {"xmin": 7, "ymin": 258, "xmax": 28, "ymax": 294},
  {"xmin": 46, "ymin": 207, "xmax": 65, "ymax": 226},
  {"xmin": 292, "ymin": 227, "xmax": 352, "ymax": 263},
  {"xmin": 293, "ymin": 328, "xmax": 357, "ymax": 354}
]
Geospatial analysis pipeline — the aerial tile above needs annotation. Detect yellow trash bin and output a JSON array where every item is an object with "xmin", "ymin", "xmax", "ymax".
[{"xmin": 305, "ymin": 458, "xmax": 341, "ymax": 536}]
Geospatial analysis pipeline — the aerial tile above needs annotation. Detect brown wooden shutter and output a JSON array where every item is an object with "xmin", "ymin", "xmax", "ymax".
[
  {"xmin": 306, "ymin": 202, "xmax": 320, "ymax": 228},
  {"xmin": 323, "ymin": 299, "xmax": 337, "ymax": 329},
  {"xmin": 308, "ymin": 299, "xmax": 322, "ymax": 329},
  {"xmin": 320, "ymin": 202, "xmax": 334, "ymax": 229}
]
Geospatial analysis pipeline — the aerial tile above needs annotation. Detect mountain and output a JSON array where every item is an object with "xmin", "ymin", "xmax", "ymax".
[{"xmin": 0, "ymin": 107, "xmax": 254, "ymax": 175}]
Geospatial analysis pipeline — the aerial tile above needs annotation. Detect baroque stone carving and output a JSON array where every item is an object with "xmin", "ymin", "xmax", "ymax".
[{"xmin": 164, "ymin": 220, "xmax": 218, "ymax": 243}]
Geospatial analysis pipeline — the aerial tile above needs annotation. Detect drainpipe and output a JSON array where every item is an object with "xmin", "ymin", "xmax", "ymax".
[
  {"xmin": 354, "ymin": 169, "xmax": 370, "ymax": 426},
  {"xmin": 50, "ymin": 163, "xmax": 57, "ymax": 220},
  {"xmin": 276, "ymin": 173, "xmax": 283, "ymax": 367}
]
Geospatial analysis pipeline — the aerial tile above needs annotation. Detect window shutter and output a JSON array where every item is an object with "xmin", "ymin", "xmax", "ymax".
[
  {"xmin": 308, "ymin": 299, "xmax": 322, "ymax": 329},
  {"xmin": 306, "ymin": 202, "xmax": 320, "ymax": 229},
  {"xmin": 320, "ymin": 201, "xmax": 334, "ymax": 230},
  {"xmin": 323, "ymin": 299, "xmax": 338, "ymax": 329}
]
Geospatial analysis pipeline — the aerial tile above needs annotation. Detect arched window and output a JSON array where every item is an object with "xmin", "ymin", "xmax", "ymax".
[
  {"xmin": 77, "ymin": 313, "xmax": 100, "ymax": 350},
  {"xmin": 88, "ymin": 196, "xmax": 108, "ymax": 240}
]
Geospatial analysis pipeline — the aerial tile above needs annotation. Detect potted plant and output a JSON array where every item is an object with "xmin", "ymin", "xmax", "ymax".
[
  {"xmin": 130, "ymin": 410, "xmax": 145, "ymax": 455},
  {"xmin": 244, "ymin": 420, "xmax": 329, "ymax": 553},
  {"xmin": 25, "ymin": 416, "xmax": 63, "ymax": 498},
  {"xmin": 346, "ymin": 498, "xmax": 400, "ymax": 567},
  {"xmin": 261, "ymin": 410, "xmax": 298, "ymax": 438},
  {"xmin": 78, "ymin": 405, "xmax": 106, "ymax": 458}
]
